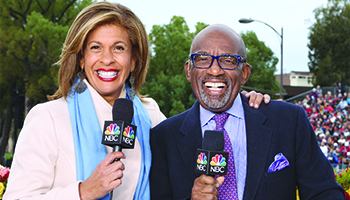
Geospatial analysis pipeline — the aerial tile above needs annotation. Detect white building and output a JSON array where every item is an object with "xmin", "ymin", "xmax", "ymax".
[
  {"xmin": 276, "ymin": 71, "xmax": 313, "ymax": 87},
  {"xmin": 275, "ymin": 71, "xmax": 314, "ymax": 99}
]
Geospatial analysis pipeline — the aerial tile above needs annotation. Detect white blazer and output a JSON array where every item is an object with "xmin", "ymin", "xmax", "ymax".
[{"xmin": 4, "ymin": 82, "xmax": 166, "ymax": 200}]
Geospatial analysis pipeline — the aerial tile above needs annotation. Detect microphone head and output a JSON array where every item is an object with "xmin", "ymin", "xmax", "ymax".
[
  {"xmin": 112, "ymin": 98, "xmax": 134, "ymax": 123},
  {"xmin": 202, "ymin": 130, "xmax": 225, "ymax": 151}
]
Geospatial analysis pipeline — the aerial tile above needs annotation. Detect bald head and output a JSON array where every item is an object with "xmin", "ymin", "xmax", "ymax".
[
  {"xmin": 185, "ymin": 23, "xmax": 251, "ymax": 113},
  {"xmin": 190, "ymin": 24, "xmax": 247, "ymax": 60}
]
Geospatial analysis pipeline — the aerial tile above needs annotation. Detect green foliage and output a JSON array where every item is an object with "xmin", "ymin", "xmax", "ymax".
[
  {"xmin": 142, "ymin": 16, "xmax": 206, "ymax": 117},
  {"xmin": 24, "ymin": 11, "xmax": 69, "ymax": 101},
  {"xmin": 0, "ymin": 0, "xmax": 94, "ymax": 117},
  {"xmin": 308, "ymin": 0, "xmax": 350, "ymax": 87},
  {"xmin": 5, "ymin": 153, "xmax": 13, "ymax": 161},
  {"xmin": 241, "ymin": 31, "xmax": 280, "ymax": 94}
]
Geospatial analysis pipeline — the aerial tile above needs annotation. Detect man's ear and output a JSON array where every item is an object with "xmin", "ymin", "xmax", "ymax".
[
  {"xmin": 240, "ymin": 63, "xmax": 251, "ymax": 85},
  {"xmin": 185, "ymin": 60, "xmax": 192, "ymax": 83}
]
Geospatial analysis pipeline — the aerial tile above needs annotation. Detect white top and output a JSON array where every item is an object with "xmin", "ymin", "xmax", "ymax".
[
  {"xmin": 4, "ymin": 81, "xmax": 166, "ymax": 200},
  {"xmin": 320, "ymin": 145, "xmax": 328, "ymax": 158}
]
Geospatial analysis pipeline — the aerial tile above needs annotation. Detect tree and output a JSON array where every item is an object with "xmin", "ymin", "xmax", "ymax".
[
  {"xmin": 142, "ymin": 16, "xmax": 205, "ymax": 117},
  {"xmin": 308, "ymin": 0, "xmax": 350, "ymax": 87},
  {"xmin": 241, "ymin": 31, "xmax": 280, "ymax": 95},
  {"xmin": 0, "ymin": 0, "xmax": 94, "ymax": 165}
]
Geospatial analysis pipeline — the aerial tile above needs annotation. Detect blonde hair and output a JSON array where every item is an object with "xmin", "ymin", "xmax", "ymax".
[{"xmin": 48, "ymin": 1, "xmax": 149, "ymax": 100}]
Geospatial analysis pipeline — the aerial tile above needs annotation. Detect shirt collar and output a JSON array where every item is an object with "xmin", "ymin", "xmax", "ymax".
[{"xmin": 200, "ymin": 93, "xmax": 244, "ymax": 126}]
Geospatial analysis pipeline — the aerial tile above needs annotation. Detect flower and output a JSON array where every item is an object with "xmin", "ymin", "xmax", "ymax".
[
  {"xmin": 335, "ymin": 168, "xmax": 350, "ymax": 191},
  {"xmin": 0, "ymin": 168, "xmax": 9, "ymax": 183},
  {"xmin": 0, "ymin": 165, "xmax": 10, "ymax": 199},
  {"xmin": 0, "ymin": 183, "xmax": 4, "ymax": 198},
  {"xmin": 335, "ymin": 168, "xmax": 350, "ymax": 200}
]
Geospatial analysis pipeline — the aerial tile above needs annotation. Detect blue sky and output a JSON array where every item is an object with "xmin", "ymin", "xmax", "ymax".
[{"xmin": 109, "ymin": 0, "xmax": 329, "ymax": 75}]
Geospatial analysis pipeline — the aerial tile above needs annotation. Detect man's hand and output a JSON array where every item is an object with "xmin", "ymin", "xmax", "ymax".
[
  {"xmin": 79, "ymin": 151, "xmax": 126, "ymax": 200},
  {"xmin": 191, "ymin": 174, "xmax": 225, "ymax": 200},
  {"xmin": 242, "ymin": 90, "xmax": 270, "ymax": 108}
]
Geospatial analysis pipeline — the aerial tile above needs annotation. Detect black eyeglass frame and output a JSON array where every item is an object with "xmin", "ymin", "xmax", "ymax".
[{"xmin": 189, "ymin": 53, "xmax": 246, "ymax": 70}]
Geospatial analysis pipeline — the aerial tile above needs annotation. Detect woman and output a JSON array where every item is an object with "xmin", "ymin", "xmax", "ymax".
[
  {"xmin": 4, "ymin": 2, "xmax": 268, "ymax": 200},
  {"xmin": 5, "ymin": 2, "xmax": 165, "ymax": 200}
]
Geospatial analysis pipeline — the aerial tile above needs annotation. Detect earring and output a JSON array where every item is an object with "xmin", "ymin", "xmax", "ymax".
[
  {"xmin": 74, "ymin": 69, "xmax": 87, "ymax": 94},
  {"xmin": 129, "ymin": 72, "xmax": 136, "ymax": 100}
]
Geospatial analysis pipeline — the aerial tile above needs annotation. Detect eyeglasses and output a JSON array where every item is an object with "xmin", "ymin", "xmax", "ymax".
[{"xmin": 190, "ymin": 53, "xmax": 246, "ymax": 70}]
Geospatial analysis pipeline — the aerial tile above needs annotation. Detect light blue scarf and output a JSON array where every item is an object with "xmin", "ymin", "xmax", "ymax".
[{"xmin": 67, "ymin": 79, "xmax": 152, "ymax": 200}]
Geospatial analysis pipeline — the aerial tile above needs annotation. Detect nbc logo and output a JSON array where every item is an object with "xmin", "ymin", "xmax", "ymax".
[
  {"xmin": 210, "ymin": 154, "xmax": 226, "ymax": 166},
  {"xmin": 105, "ymin": 124, "xmax": 120, "ymax": 135},
  {"xmin": 197, "ymin": 153, "xmax": 207, "ymax": 165},
  {"xmin": 123, "ymin": 126, "xmax": 135, "ymax": 139}
]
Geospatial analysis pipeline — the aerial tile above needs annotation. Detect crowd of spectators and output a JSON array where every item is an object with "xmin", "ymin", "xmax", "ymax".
[{"xmin": 294, "ymin": 85, "xmax": 350, "ymax": 166}]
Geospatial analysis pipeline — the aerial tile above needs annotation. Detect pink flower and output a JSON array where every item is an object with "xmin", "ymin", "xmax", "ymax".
[{"xmin": 0, "ymin": 168, "xmax": 10, "ymax": 183}]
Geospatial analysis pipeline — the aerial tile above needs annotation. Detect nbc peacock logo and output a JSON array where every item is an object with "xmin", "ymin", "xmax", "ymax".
[
  {"xmin": 105, "ymin": 124, "xmax": 120, "ymax": 135},
  {"xmin": 210, "ymin": 154, "xmax": 226, "ymax": 166},
  {"xmin": 123, "ymin": 126, "xmax": 135, "ymax": 139},
  {"xmin": 197, "ymin": 153, "xmax": 207, "ymax": 165}
]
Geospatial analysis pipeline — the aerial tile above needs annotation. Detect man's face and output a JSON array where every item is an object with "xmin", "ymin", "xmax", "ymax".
[{"xmin": 185, "ymin": 27, "xmax": 250, "ymax": 113}]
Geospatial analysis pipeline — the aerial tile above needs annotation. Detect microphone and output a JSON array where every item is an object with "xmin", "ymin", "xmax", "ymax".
[
  {"xmin": 195, "ymin": 130, "xmax": 228, "ymax": 176},
  {"xmin": 101, "ymin": 98, "xmax": 137, "ymax": 200},
  {"xmin": 101, "ymin": 98, "xmax": 137, "ymax": 162}
]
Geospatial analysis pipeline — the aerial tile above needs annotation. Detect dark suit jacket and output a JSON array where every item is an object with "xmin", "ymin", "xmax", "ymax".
[{"xmin": 150, "ymin": 94, "xmax": 344, "ymax": 200}]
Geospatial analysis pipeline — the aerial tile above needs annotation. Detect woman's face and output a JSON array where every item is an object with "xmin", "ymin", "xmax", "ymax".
[{"xmin": 82, "ymin": 24, "xmax": 135, "ymax": 105}]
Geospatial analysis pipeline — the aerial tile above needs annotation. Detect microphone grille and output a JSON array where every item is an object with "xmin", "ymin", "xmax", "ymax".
[
  {"xmin": 112, "ymin": 98, "xmax": 134, "ymax": 123},
  {"xmin": 202, "ymin": 130, "xmax": 225, "ymax": 151}
]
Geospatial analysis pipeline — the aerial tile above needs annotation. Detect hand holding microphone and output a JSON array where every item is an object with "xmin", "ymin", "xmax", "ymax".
[
  {"xmin": 101, "ymin": 98, "xmax": 137, "ymax": 199},
  {"xmin": 191, "ymin": 130, "xmax": 228, "ymax": 199},
  {"xmin": 78, "ymin": 151, "xmax": 125, "ymax": 200},
  {"xmin": 191, "ymin": 174, "xmax": 225, "ymax": 200},
  {"xmin": 79, "ymin": 98, "xmax": 136, "ymax": 200}
]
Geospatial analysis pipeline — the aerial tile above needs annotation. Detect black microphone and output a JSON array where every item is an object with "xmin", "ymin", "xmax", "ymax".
[
  {"xmin": 195, "ymin": 130, "xmax": 228, "ymax": 176},
  {"xmin": 101, "ymin": 98, "xmax": 137, "ymax": 162},
  {"xmin": 101, "ymin": 98, "xmax": 137, "ymax": 200}
]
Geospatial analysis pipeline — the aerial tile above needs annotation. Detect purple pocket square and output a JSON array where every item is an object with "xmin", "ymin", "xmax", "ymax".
[{"xmin": 268, "ymin": 153, "xmax": 290, "ymax": 173}]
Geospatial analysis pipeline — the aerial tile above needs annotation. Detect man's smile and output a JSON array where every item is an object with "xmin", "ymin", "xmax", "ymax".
[{"xmin": 204, "ymin": 82, "xmax": 226, "ymax": 91}]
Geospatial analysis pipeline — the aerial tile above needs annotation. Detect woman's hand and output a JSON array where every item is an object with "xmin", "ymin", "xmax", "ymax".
[
  {"xmin": 79, "ymin": 151, "xmax": 126, "ymax": 200},
  {"xmin": 242, "ymin": 90, "xmax": 270, "ymax": 108}
]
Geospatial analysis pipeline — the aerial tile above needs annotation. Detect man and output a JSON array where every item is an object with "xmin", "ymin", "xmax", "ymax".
[
  {"xmin": 310, "ymin": 88, "xmax": 318, "ymax": 105},
  {"xmin": 150, "ymin": 24, "xmax": 344, "ymax": 200},
  {"xmin": 337, "ymin": 97, "xmax": 348, "ymax": 111}
]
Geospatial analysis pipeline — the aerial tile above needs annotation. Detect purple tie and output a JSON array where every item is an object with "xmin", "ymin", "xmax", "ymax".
[{"xmin": 213, "ymin": 113, "xmax": 238, "ymax": 200}]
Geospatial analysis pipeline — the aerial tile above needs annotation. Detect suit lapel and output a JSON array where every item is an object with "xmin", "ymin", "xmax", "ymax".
[
  {"xmin": 241, "ymin": 95, "xmax": 272, "ymax": 200},
  {"xmin": 178, "ymin": 101, "xmax": 203, "ymax": 176}
]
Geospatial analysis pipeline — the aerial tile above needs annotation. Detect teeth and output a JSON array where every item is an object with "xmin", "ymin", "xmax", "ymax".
[
  {"xmin": 204, "ymin": 82, "xmax": 226, "ymax": 90},
  {"xmin": 97, "ymin": 70, "xmax": 117, "ymax": 78}
]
